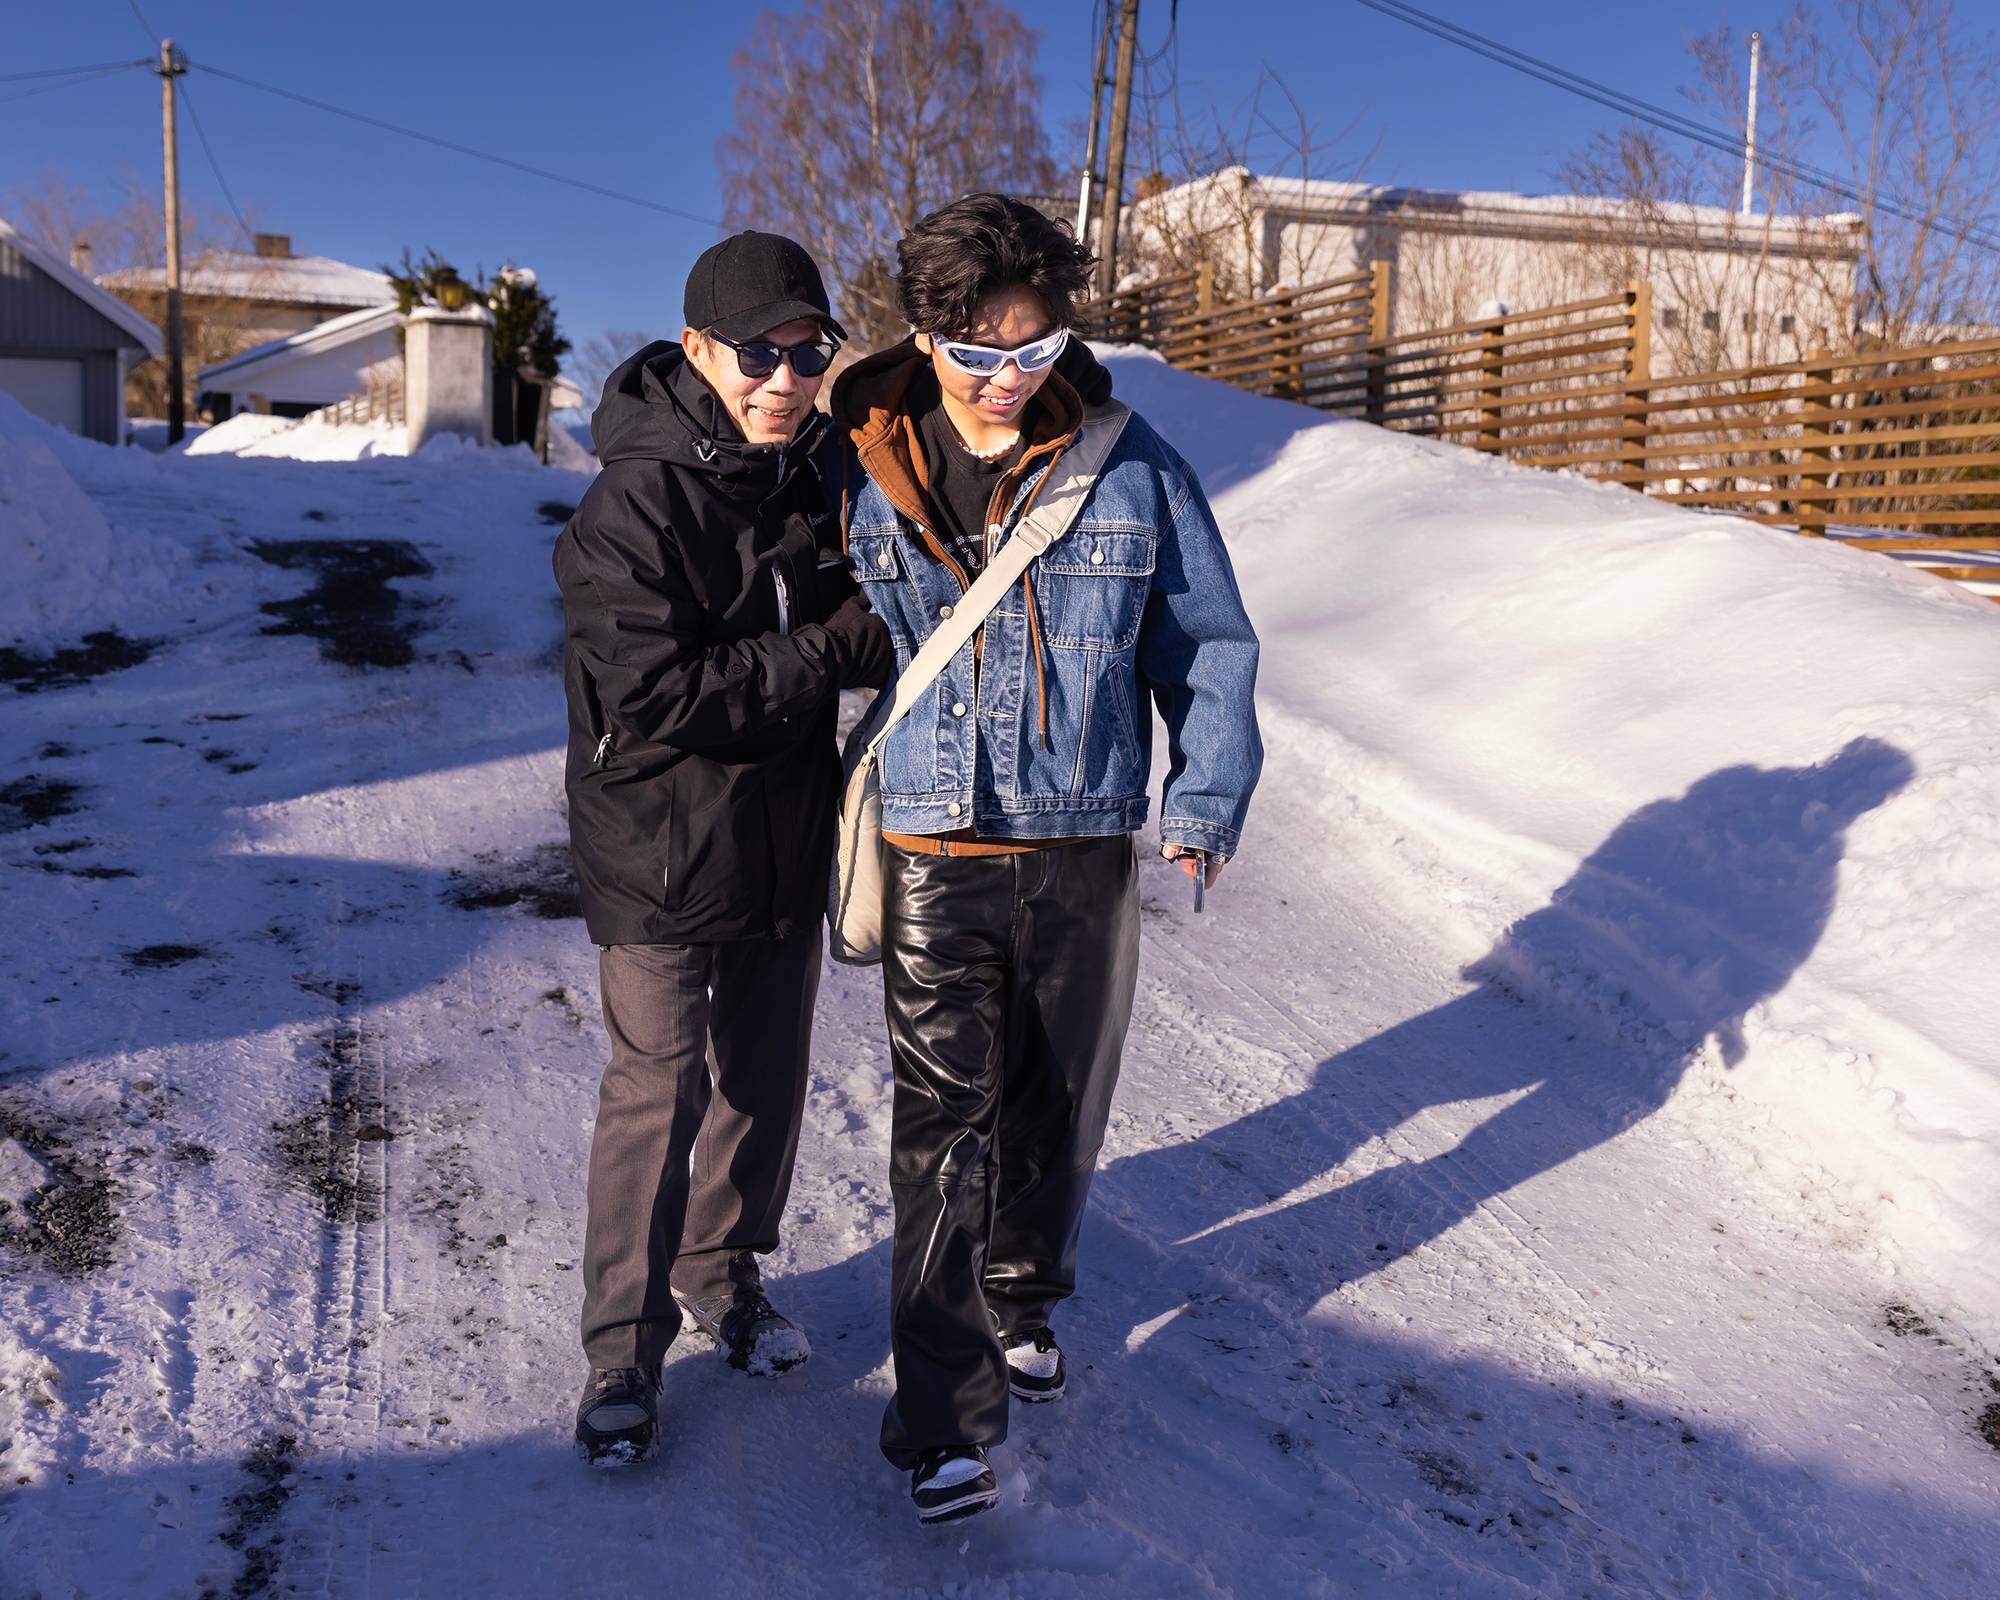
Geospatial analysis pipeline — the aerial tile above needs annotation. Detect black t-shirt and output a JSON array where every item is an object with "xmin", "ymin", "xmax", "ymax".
[{"xmin": 914, "ymin": 378, "xmax": 1025, "ymax": 574}]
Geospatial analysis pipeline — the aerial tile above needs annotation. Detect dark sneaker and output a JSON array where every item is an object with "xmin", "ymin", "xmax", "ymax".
[
  {"xmin": 676, "ymin": 1289, "xmax": 811, "ymax": 1376},
  {"xmin": 1003, "ymin": 1327, "xmax": 1066, "ymax": 1403},
  {"xmin": 575, "ymin": 1367, "xmax": 659, "ymax": 1466},
  {"xmin": 911, "ymin": 1446, "xmax": 1001, "ymax": 1525}
]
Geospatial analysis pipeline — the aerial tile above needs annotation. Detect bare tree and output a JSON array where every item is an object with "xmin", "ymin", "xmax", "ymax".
[
  {"xmin": 716, "ymin": 0, "xmax": 1059, "ymax": 350},
  {"xmin": 1562, "ymin": 0, "xmax": 2000, "ymax": 362},
  {"xmin": 6, "ymin": 164, "xmax": 267, "ymax": 415},
  {"xmin": 1118, "ymin": 67, "xmax": 1373, "ymax": 300},
  {"xmin": 5, "ymin": 161, "xmax": 245, "ymax": 275},
  {"xmin": 569, "ymin": 327, "xmax": 657, "ymax": 411}
]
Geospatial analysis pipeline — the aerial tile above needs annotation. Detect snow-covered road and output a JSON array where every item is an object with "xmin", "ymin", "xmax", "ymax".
[{"xmin": 2, "ymin": 380, "xmax": 1996, "ymax": 1598}]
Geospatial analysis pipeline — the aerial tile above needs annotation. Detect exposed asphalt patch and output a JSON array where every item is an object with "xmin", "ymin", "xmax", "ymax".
[
  {"xmin": 1883, "ymin": 1302, "xmax": 1945, "ymax": 1342},
  {"xmin": 1410, "ymin": 1450, "xmax": 1480, "ymax": 1498},
  {"xmin": 206, "ymin": 1431, "xmax": 300, "ymax": 1600},
  {"xmin": 248, "ymin": 539, "xmax": 435, "ymax": 669},
  {"xmin": 0, "ymin": 630, "xmax": 156, "ymax": 694},
  {"xmin": 271, "ymin": 1027, "xmax": 381, "ymax": 1224},
  {"xmin": 537, "ymin": 500, "xmax": 578, "ymax": 526},
  {"xmin": 0, "ymin": 1096, "xmax": 121, "ymax": 1274},
  {"xmin": 443, "ymin": 842, "xmax": 580, "ymax": 920},
  {"xmin": 411, "ymin": 1138, "xmax": 493, "ymax": 1268},
  {"xmin": 0, "ymin": 777, "xmax": 83, "ymax": 831},
  {"xmin": 294, "ymin": 975, "xmax": 363, "ymax": 1006},
  {"xmin": 24, "ymin": 862, "xmax": 137, "ymax": 879},
  {"xmin": 123, "ymin": 944, "xmax": 209, "ymax": 971}
]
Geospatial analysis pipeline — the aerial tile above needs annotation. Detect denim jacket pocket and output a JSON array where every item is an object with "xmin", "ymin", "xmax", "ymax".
[
  {"xmin": 850, "ymin": 533, "xmax": 903, "ymax": 583},
  {"xmin": 849, "ymin": 533, "xmax": 918, "ymax": 660},
  {"xmin": 1038, "ymin": 529, "xmax": 1156, "ymax": 650}
]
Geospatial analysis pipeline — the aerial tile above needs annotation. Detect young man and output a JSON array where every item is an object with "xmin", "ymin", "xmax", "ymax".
[
  {"xmin": 830, "ymin": 193, "xmax": 1262, "ymax": 1521},
  {"xmin": 554, "ymin": 232, "xmax": 891, "ymax": 1464}
]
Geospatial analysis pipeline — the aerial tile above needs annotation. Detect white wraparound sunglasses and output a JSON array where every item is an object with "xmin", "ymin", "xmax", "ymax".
[{"xmin": 933, "ymin": 326, "xmax": 1070, "ymax": 376}]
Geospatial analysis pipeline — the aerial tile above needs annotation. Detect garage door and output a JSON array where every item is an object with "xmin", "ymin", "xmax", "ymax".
[{"xmin": 0, "ymin": 356, "xmax": 86, "ymax": 433}]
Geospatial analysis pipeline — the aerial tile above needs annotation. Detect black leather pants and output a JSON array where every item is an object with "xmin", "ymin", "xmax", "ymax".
[{"xmin": 877, "ymin": 834, "xmax": 1140, "ymax": 1468}]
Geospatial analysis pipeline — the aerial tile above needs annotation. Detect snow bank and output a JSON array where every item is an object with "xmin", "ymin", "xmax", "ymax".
[
  {"xmin": 184, "ymin": 410, "xmax": 408, "ymax": 460},
  {"xmin": 0, "ymin": 393, "xmax": 189, "ymax": 651},
  {"xmin": 1098, "ymin": 349, "xmax": 2000, "ymax": 1339}
]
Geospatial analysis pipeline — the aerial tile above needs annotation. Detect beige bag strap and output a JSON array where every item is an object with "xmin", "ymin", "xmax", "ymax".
[{"xmin": 862, "ymin": 400, "xmax": 1131, "ymax": 759}]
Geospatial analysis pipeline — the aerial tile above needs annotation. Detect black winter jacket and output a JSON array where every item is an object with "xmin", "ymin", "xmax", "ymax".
[{"xmin": 554, "ymin": 342, "xmax": 872, "ymax": 945}]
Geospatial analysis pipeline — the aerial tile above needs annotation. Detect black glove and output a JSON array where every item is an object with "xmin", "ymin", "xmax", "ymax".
[{"xmin": 819, "ymin": 595, "xmax": 894, "ymax": 690}]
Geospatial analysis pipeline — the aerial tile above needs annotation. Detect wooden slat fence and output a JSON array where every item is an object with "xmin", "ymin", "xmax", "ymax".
[
  {"xmin": 1094, "ymin": 264, "xmax": 2000, "ymax": 601},
  {"xmin": 311, "ymin": 361, "xmax": 405, "ymax": 429}
]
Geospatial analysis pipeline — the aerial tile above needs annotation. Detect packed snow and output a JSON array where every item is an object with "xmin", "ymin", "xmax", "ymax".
[
  {"xmin": 0, "ymin": 395, "xmax": 192, "ymax": 652},
  {"xmin": 184, "ymin": 411, "xmax": 410, "ymax": 462},
  {"xmin": 0, "ymin": 351, "xmax": 1995, "ymax": 1599}
]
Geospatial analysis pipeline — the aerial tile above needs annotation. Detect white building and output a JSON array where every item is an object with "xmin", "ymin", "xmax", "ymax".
[
  {"xmin": 1123, "ymin": 169, "xmax": 1865, "ymax": 372},
  {"xmin": 195, "ymin": 302, "xmax": 402, "ymax": 420}
]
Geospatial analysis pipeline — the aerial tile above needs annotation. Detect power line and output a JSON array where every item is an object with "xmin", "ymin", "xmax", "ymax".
[
  {"xmin": 1138, "ymin": 0, "xmax": 1180, "ymax": 67},
  {"xmin": 1360, "ymin": 0, "xmax": 1864, "ymax": 207},
  {"xmin": 0, "ymin": 62, "xmax": 149, "ymax": 106},
  {"xmin": 1354, "ymin": 0, "xmax": 2000, "ymax": 255},
  {"xmin": 176, "ymin": 77, "xmax": 257, "ymax": 250},
  {"xmin": 193, "ymin": 61, "xmax": 722, "ymax": 229},
  {"xmin": 1, "ymin": 58, "xmax": 151, "ymax": 82},
  {"xmin": 125, "ymin": 0, "xmax": 162, "ymax": 46}
]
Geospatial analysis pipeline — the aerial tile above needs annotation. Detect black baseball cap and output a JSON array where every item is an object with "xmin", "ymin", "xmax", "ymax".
[{"xmin": 684, "ymin": 231, "xmax": 847, "ymax": 343}]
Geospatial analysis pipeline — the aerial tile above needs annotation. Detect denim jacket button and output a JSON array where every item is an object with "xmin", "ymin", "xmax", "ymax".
[
  {"xmin": 1090, "ymin": 549, "xmax": 1105, "ymax": 565},
  {"xmin": 876, "ymin": 551, "xmax": 892, "ymax": 568},
  {"xmin": 951, "ymin": 702, "xmax": 966, "ymax": 716},
  {"xmin": 940, "ymin": 604, "xmax": 955, "ymax": 619},
  {"xmin": 947, "ymin": 801, "xmax": 963, "ymax": 817}
]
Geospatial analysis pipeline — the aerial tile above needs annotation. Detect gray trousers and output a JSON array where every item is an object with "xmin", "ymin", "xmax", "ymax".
[{"xmin": 579, "ymin": 928, "xmax": 821, "ymax": 1372}]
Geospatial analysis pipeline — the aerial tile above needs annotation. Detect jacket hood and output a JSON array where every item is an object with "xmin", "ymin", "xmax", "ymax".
[{"xmin": 592, "ymin": 339, "xmax": 824, "ymax": 493}]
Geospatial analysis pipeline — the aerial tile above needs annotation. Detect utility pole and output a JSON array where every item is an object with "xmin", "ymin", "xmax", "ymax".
[
  {"xmin": 1095, "ymin": 0, "xmax": 1140, "ymax": 299},
  {"xmin": 1739, "ymin": 30, "xmax": 1761, "ymax": 216},
  {"xmin": 1075, "ymin": 2, "xmax": 1116, "ymax": 247},
  {"xmin": 156, "ymin": 39, "xmax": 189, "ymax": 443}
]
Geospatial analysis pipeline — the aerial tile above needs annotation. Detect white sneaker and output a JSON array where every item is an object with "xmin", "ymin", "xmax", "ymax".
[
  {"xmin": 1003, "ymin": 1328, "xmax": 1066, "ymax": 1403},
  {"xmin": 911, "ymin": 1446, "xmax": 1001, "ymax": 1524}
]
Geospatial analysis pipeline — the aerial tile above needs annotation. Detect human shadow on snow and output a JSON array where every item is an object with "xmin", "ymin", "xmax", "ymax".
[{"xmin": 1095, "ymin": 735, "xmax": 1915, "ymax": 1316}]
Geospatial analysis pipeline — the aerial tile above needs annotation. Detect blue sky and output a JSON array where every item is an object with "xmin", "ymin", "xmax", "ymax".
[{"xmin": 6, "ymin": 1, "xmax": 1783, "ymax": 358}]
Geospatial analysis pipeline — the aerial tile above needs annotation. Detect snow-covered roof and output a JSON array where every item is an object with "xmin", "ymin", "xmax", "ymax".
[
  {"xmin": 100, "ymin": 249, "xmax": 395, "ymax": 310},
  {"xmin": 0, "ymin": 213, "xmax": 163, "ymax": 356},
  {"xmin": 1143, "ymin": 168, "xmax": 1864, "ymax": 254},
  {"xmin": 196, "ymin": 301, "xmax": 401, "ymax": 385}
]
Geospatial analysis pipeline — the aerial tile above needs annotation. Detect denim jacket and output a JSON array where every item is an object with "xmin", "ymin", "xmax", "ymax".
[{"xmin": 836, "ymin": 362, "xmax": 1262, "ymax": 858}]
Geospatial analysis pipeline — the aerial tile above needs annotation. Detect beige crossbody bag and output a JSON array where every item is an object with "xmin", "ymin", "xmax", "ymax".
[{"xmin": 827, "ymin": 401, "xmax": 1131, "ymax": 966}]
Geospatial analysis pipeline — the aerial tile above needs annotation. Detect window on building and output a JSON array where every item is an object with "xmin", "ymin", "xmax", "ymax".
[
  {"xmin": 1779, "ymin": 315, "xmax": 1796, "ymax": 335},
  {"xmin": 1661, "ymin": 307, "xmax": 1682, "ymax": 329},
  {"xmin": 1702, "ymin": 309, "xmax": 1721, "ymax": 332},
  {"xmin": 1742, "ymin": 311, "xmax": 1756, "ymax": 332}
]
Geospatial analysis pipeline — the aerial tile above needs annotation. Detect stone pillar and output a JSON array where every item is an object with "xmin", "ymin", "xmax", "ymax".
[{"xmin": 404, "ymin": 304, "xmax": 493, "ymax": 451}]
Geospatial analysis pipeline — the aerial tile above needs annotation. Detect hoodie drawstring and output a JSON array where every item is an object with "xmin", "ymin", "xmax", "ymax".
[
  {"xmin": 1003, "ymin": 457, "xmax": 1064, "ymax": 753},
  {"xmin": 839, "ymin": 445, "xmax": 853, "ymax": 553}
]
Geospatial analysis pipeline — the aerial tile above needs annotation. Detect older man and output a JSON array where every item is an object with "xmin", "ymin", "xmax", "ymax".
[{"xmin": 554, "ymin": 232, "xmax": 891, "ymax": 1464}]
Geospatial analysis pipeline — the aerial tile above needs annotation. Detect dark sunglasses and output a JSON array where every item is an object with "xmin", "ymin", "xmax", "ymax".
[{"xmin": 710, "ymin": 330, "xmax": 839, "ymax": 380}]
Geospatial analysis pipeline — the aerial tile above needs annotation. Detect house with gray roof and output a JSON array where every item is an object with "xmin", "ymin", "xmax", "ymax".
[{"xmin": 0, "ymin": 213, "xmax": 162, "ymax": 443}]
